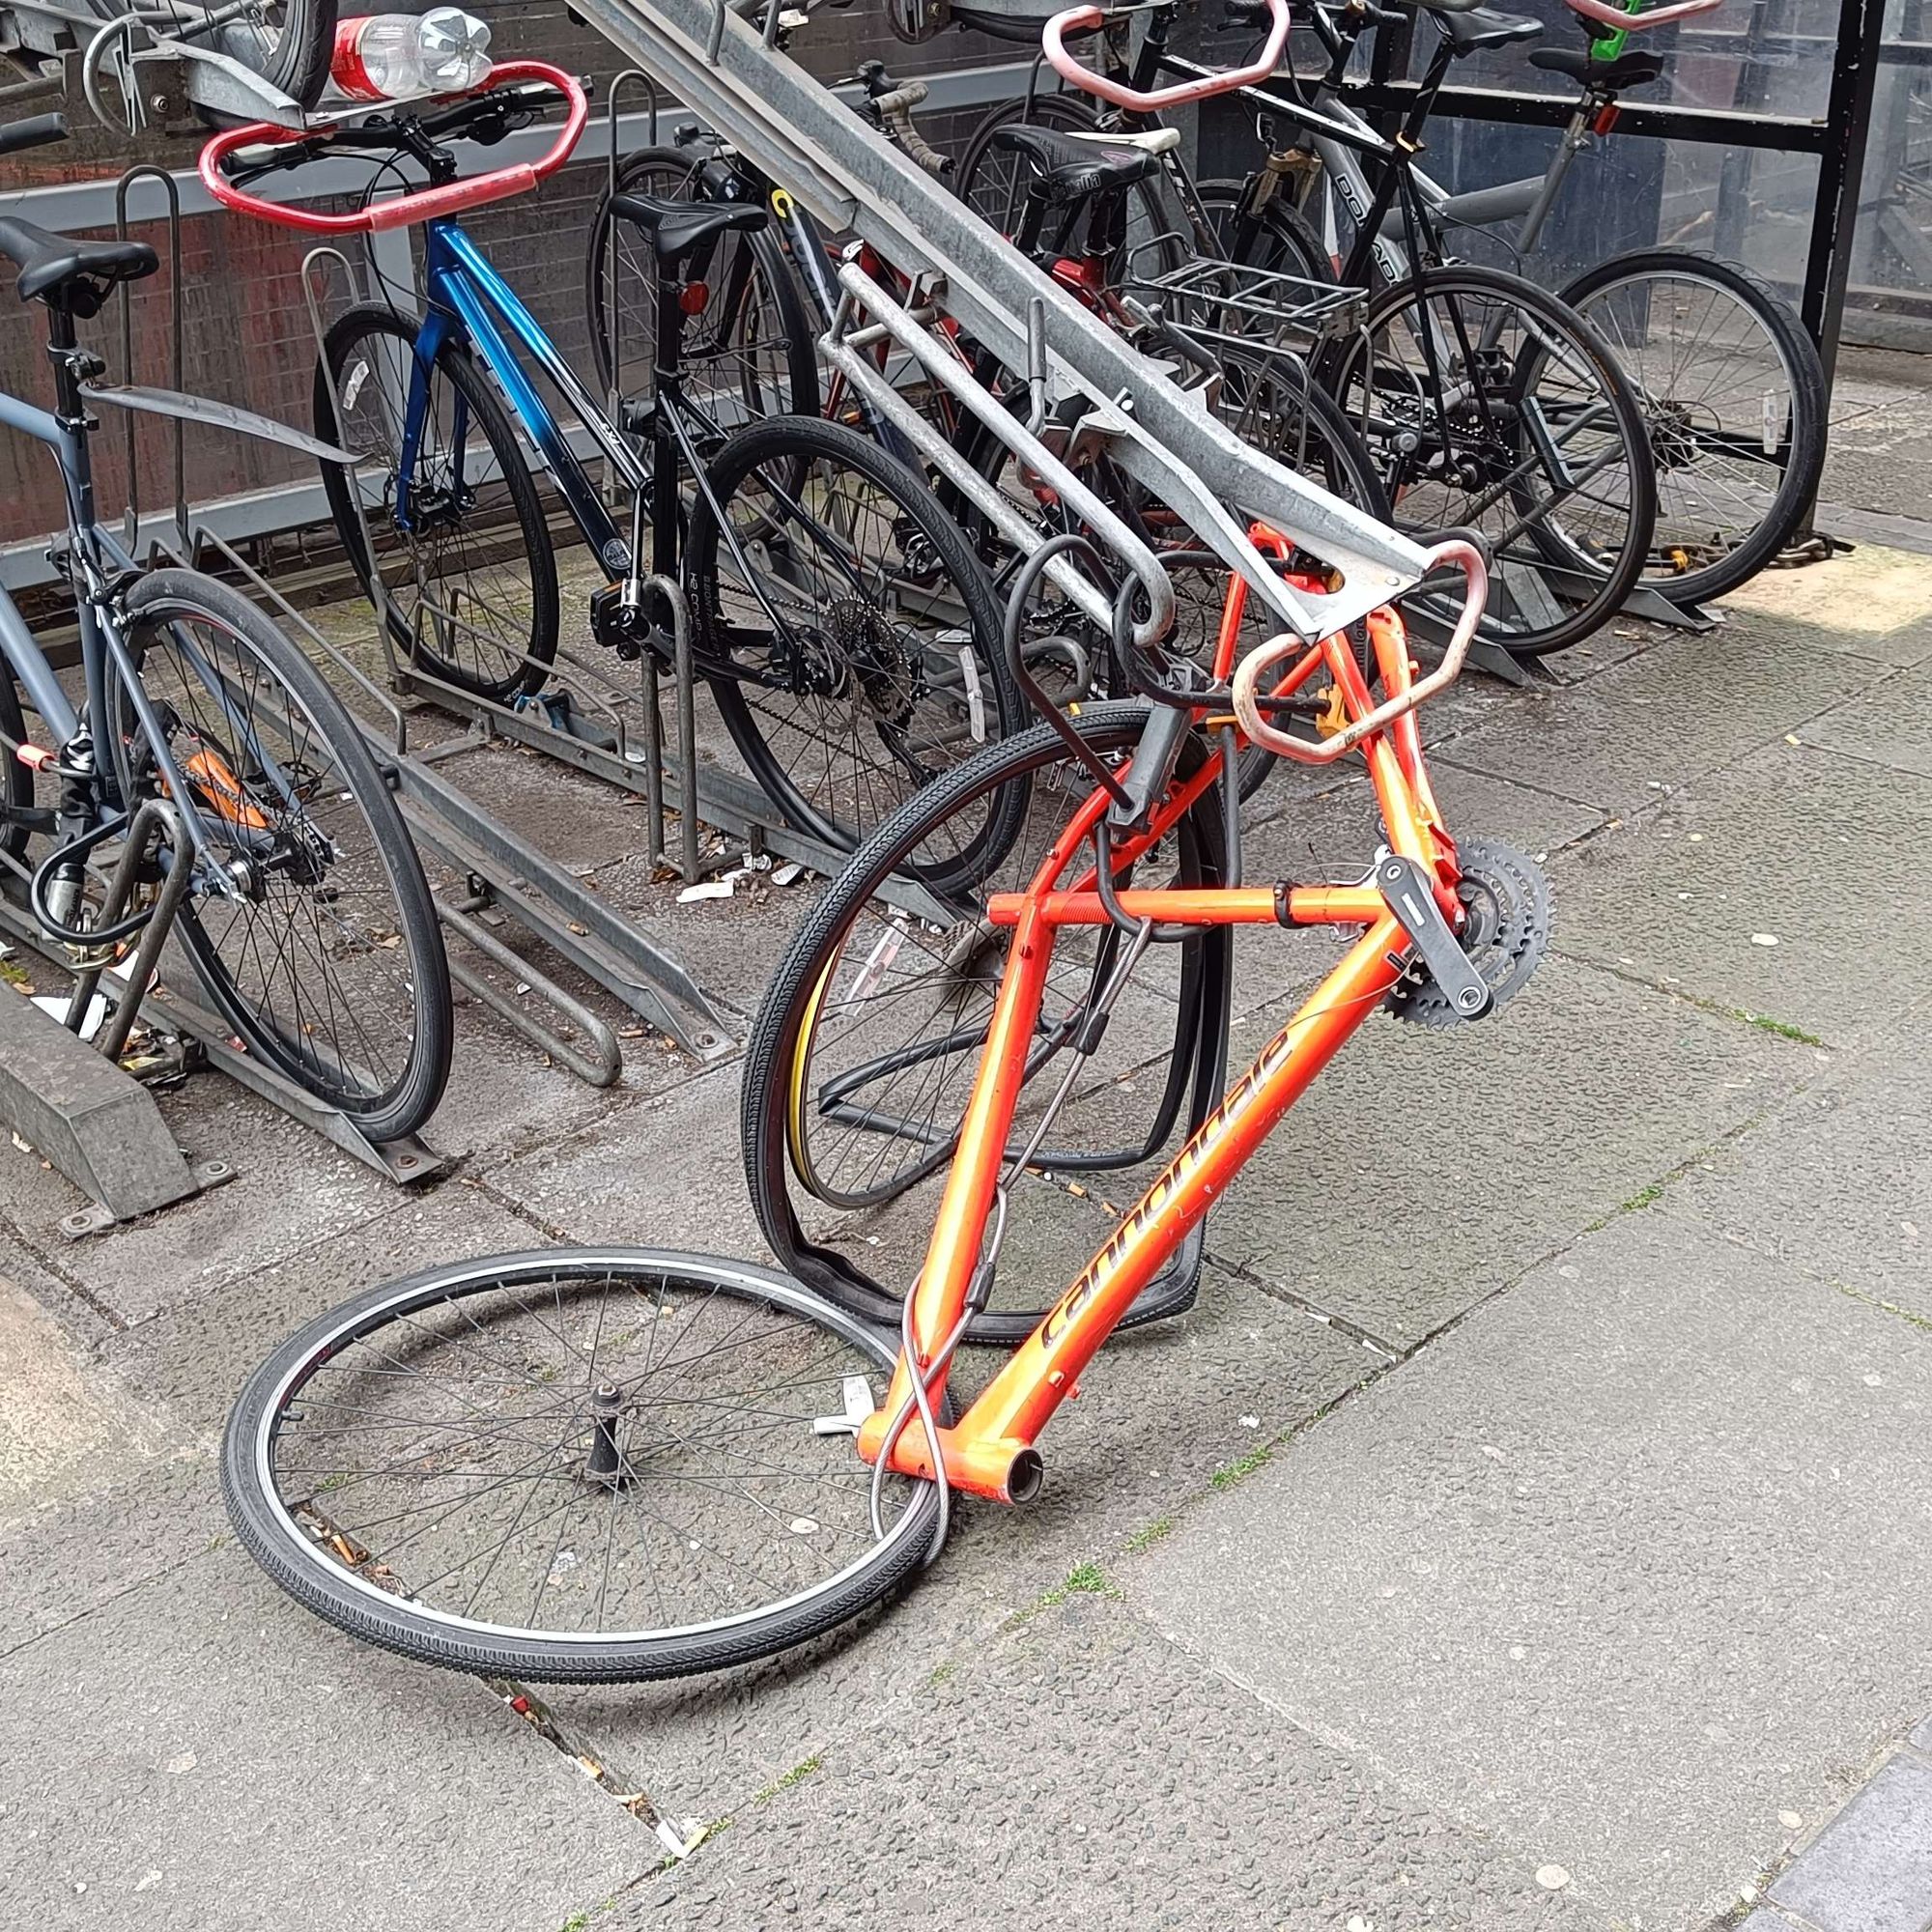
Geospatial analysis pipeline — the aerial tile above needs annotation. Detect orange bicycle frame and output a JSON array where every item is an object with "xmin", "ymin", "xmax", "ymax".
[{"xmin": 857, "ymin": 568, "xmax": 1458, "ymax": 1502}]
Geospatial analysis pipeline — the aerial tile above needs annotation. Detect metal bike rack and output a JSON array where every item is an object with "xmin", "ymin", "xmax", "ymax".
[
  {"xmin": 0, "ymin": 797, "xmax": 238, "ymax": 1236},
  {"xmin": 569, "ymin": 0, "xmax": 1446, "ymax": 652}
]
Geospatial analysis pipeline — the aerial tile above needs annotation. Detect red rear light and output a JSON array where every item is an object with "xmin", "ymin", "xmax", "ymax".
[{"xmin": 680, "ymin": 282, "xmax": 708, "ymax": 315}]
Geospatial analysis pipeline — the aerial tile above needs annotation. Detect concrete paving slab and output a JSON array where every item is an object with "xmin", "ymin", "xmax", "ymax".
[
  {"xmin": 1437, "ymin": 618, "xmax": 1886, "ymax": 817},
  {"xmin": 99, "ymin": 1181, "xmax": 542, "ymax": 1435},
  {"xmin": 0, "ymin": 1277, "xmax": 178, "ymax": 1518},
  {"xmin": 1716, "ymin": 545, "xmax": 1932, "ymax": 665},
  {"xmin": 1552, "ymin": 740, "xmax": 1932, "ymax": 1051},
  {"xmin": 1798, "ymin": 655, "xmax": 1932, "ymax": 781},
  {"xmin": 0, "ymin": 1551, "xmax": 651, "ymax": 1932},
  {"xmin": 1207, "ymin": 952, "xmax": 1806, "ymax": 1349},
  {"xmin": 0, "ymin": 1448, "xmax": 220, "ymax": 1658},
  {"xmin": 1662, "ymin": 1057, "xmax": 1932, "ymax": 1321},
  {"xmin": 1769, "ymin": 1754, "xmax": 1932, "ymax": 1932},
  {"xmin": 0, "ymin": 1079, "xmax": 407, "ymax": 1328},
  {"xmin": 612, "ymin": 1590, "xmax": 1608, "ymax": 1932},
  {"xmin": 1134, "ymin": 1209, "xmax": 1932, "ymax": 1930}
]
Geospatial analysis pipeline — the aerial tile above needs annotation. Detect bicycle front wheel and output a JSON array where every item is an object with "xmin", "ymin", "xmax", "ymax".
[
  {"xmin": 223, "ymin": 1249, "xmax": 944, "ymax": 1682},
  {"xmin": 1328, "ymin": 265, "xmax": 1658, "ymax": 658},
  {"xmin": 1561, "ymin": 248, "xmax": 1828, "ymax": 607},
  {"xmin": 743, "ymin": 702, "xmax": 1231, "ymax": 1344},
  {"xmin": 192, "ymin": 0, "xmax": 336, "ymax": 115},
  {"xmin": 316, "ymin": 305, "xmax": 559, "ymax": 705},
  {"xmin": 688, "ymin": 412, "xmax": 1026, "ymax": 895},
  {"xmin": 115, "ymin": 570, "xmax": 452, "ymax": 1143}
]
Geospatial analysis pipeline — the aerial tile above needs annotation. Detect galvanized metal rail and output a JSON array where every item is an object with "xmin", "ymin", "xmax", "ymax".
[{"xmin": 568, "ymin": 0, "xmax": 1445, "ymax": 645}]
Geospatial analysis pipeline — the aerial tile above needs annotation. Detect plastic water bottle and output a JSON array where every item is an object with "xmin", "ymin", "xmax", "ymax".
[{"xmin": 331, "ymin": 9, "xmax": 494, "ymax": 102}]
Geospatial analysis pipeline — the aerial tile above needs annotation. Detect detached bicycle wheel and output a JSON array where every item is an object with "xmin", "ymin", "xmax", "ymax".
[
  {"xmin": 115, "ymin": 570, "xmax": 451, "ymax": 1144},
  {"xmin": 223, "ymin": 1249, "xmax": 944, "ymax": 1682},
  {"xmin": 688, "ymin": 412, "xmax": 1025, "ymax": 895},
  {"xmin": 1561, "ymin": 249, "xmax": 1828, "ymax": 607},
  {"xmin": 317, "ymin": 305, "xmax": 558, "ymax": 705}
]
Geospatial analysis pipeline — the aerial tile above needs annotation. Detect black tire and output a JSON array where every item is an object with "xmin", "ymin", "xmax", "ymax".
[
  {"xmin": 316, "ymin": 305, "xmax": 558, "ymax": 705},
  {"xmin": 1560, "ymin": 248, "xmax": 1828, "ymax": 607},
  {"xmin": 1328, "ymin": 265, "xmax": 1659, "ymax": 659},
  {"xmin": 0, "ymin": 664, "xmax": 32, "ymax": 868},
  {"xmin": 584, "ymin": 147, "xmax": 819, "ymax": 421},
  {"xmin": 955, "ymin": 92, "xmax": 1186, "ymax": 273},
  {"xmin": 687, "ymin": 412, "xmax": 1027, "ymax": 895},
  {"xmin": 743, "ymin": 702, "xmax": 1232, "ymax": 1345},
  {"xmin": 115, "ymin": 570, "xmax": 452, "ymax": 1143},
  {"xmin": 1193, "ymin": 177, "xmax": 1332, "ymax": 286},
  {"xmin": 223, "ymin": 1248, "xmax": 946, "ymax": 1683},
  {"xmin": 197, "ymin": 0, "xmax": 336, "ymax": 117}
]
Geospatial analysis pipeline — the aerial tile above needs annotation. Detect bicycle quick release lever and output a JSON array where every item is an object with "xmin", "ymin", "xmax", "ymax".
[{"xmin": 1374, "ymin": 854, "xmax": 1493, "ymax": 1020}]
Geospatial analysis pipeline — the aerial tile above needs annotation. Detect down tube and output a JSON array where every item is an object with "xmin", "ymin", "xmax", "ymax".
[{"xmin": 958, "ymin": 916, "xmax": 1410, "ymax": 1454}]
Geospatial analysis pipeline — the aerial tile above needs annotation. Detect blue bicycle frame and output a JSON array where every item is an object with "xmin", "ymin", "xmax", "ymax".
[{"xmin": 399, "ymin": 218, "xmax": 648, "ymax": 579}]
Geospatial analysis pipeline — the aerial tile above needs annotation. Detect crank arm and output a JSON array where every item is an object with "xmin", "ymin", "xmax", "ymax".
[{"xmin": 1375, "ymin": 854, "xmax": 1492, "ymax": 1022}]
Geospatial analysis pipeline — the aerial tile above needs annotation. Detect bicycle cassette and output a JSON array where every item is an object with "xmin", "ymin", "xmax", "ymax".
[{"xmin": 1386, "ymin": 837, "xmax": 1551, "ymax": 1029}]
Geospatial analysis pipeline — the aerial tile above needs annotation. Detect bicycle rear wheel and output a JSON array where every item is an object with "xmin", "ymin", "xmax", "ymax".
[
  {"xmin": 316, "ymin": 306, "xmax": 559, "ymax": 706},
  {"xmin": 688, "ymin": 412, "xmax": 1026, "ymax": 895},
  {"xmin": 742, "ymin": 702, "xmax": 1231, "ymax": 1345},
  {"xmin": 1328, "ymin": 265, "xmax": 1658, "ymax": 658},
  {"xmin": 1560, "ymin": 249, "xmax": 1827, "ymax": 607},
  {"xmin": 584, "ymin": 147, "xmax": 818, "ymax": 421},
  {"xmin": 115, "ymin": 570, "xmax": 452, "ymax": 1143},
  {"xmin": 224, "ymin": 1249, "xmax": 944, "ymax": 1682},
  {"xmin": 181, "ymin": 0, "xmax": 336, "ymax": 116}
]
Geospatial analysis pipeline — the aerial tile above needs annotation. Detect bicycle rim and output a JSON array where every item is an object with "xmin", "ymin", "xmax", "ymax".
[{"xmin": 223, "ymin": 1250, "xmax": 944, "ymax": 1682}]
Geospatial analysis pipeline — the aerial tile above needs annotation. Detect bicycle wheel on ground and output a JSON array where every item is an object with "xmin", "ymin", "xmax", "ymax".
[
  {"xmin": 687, "ymin": 412, "xmax": 1026, "ymax": 895},
  {"xmin": 1560, "ymin": 248, "xmax": 1828, "ymax": 607},
  {"xmin": 1326, "ymin": 264, "xmax": 1658, "ymax": 658},
  {"xmin": 742, "ymin": 702, "xmax": 1232, "ymax": 1345},
  {"xmin": 584, "ymin": 147, "xmax": 818, "ymax": 422},
  {"xmin": 316, "ymin": 305, "xmax": 558, "ymax": 706},
  {"xmin": 114, "ymin": 570, "xmax": 452, "ymax": 1143},
  {"xmin": 223, "ymin": 1248, "xmax": 944, "ymax": 1682}
]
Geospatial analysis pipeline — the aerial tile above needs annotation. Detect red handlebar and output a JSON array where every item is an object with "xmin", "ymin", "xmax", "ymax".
[
  {"xmin": 1042, "ymin": 0, "xmax": 1291, "ymax": 111},
  {"xmin": 197, "ymin": 61, "xmax": 588, "ymax": 235}
]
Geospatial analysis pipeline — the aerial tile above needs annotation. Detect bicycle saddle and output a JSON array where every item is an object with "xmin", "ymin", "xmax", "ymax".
[
  {"xmin": 1425, "ymin": 3, "xmax": 1544, "ymax": 53},
  {"xmin": 989, "ymin": 124, "xmax": 1163, "ymax": 206},
  {"xmin": 1528, "ymin": 45, "xmax": 1664, "ymax": 88},
  {"xmin": 609, "ymin": 193, "xmax": 765, "ymax": 270},
  {"xmin": 0, "ymin": 215, "xmax": 157, "ymax": 309}
]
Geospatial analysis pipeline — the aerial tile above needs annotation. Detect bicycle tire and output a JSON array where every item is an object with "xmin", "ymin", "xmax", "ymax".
[
  {"xmin": 1560, "ymin": 247, "xmax": 1828, "ymax": 607},
  {"xmin": 584, "ymin": 147, "xmax": 819, "ymax": 420},
  {"xmin": 223, "ymin": 1248, "xmax": 947, "ymax": 1683},
  {"xmin": 743, "ymin": 702, "xmax": 1232, "ymax": 1345},
  {"xmin": 193, "ymin": 0, "xmax": 337, "ymax": 118},
  {"xmin": 687, "ymin": 411, "xmax": 1027, "ymax": 895},
  {"xmin": 116, "ymin": 569, "xmax": 452, "ymax": 1143},
  {"xmin": 1329, "ymin": 264, "xmax": 1659, "ymax": 659},
  {"xmin": 1192, "ymin": 177, "xmax": 1333, "ymax": 286},
  {"xmin": 316, "ymin": 305, "xmax": 559, "ymax": 705}
]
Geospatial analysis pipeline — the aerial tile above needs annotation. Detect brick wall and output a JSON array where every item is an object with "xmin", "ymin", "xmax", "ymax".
[{"xmin": 0, "ymin": 0, "xmax": 1019, "ymax": 544}]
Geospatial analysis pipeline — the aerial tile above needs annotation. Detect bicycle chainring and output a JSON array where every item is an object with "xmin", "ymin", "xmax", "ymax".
[{"xmin": 1385, "ymin": 836, "xmax": 1551, "ymax": 1029}]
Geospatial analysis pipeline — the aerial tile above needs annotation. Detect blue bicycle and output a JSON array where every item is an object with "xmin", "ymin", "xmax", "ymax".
[
  {"xmin": 204, "ymin": 69, "xmax": 1025, "ymax": 892},
  {"xmin": 0, "ymin": 113, "xmax": 452, "ymax": 1142}
]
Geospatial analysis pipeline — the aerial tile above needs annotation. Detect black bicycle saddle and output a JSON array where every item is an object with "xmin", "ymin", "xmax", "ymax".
[
  {"xmin": 990, "ymin": 124, "xmax": 1164, "ymax": 207},
  {"xmin": 0, "ymin": 215, "xmax": 157, "ymax": 308},
  {"xmin": 609, "ymin": 193, "xmax": 765, "ymax": 270},
  {"xmin": 1529, "ymin": 45, "xmax": 1665, "ymax": 88}
]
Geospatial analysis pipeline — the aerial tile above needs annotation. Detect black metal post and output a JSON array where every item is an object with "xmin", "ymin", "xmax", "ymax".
[{"xmin": 1804, "ymin": 0, "xmax": 1889, "ymax": 393}]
